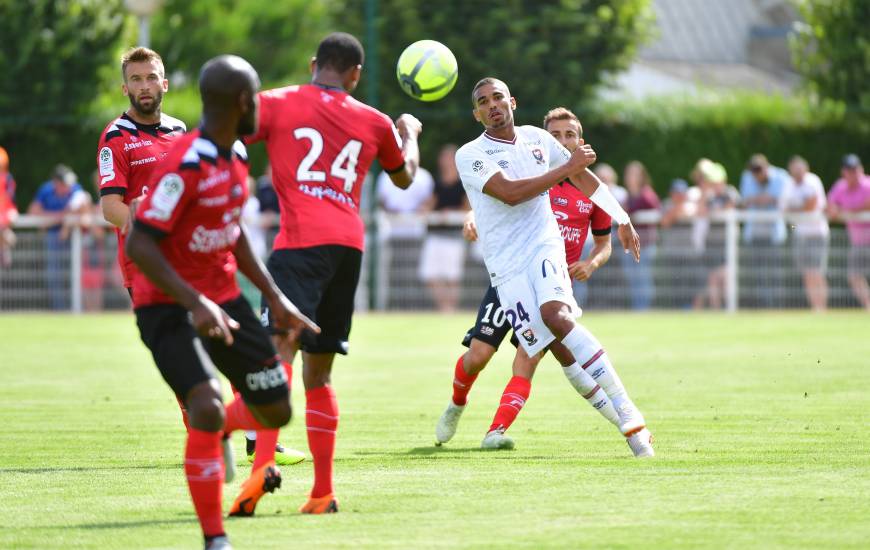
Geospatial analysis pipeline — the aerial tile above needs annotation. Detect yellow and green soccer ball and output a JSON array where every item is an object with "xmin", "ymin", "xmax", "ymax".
[{"xmin": 396, "ymin": 40, "xmax": 458, "ymax": 102}]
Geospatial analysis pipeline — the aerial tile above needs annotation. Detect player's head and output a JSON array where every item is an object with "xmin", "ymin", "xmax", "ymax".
[
  {"xmin": 199, "ymin": 55, "xmax": 261, "ymax": 136},
  {"xmin": 121, "ymin": 47, "xmax": 168, "ymax": 116},
  {"xmin": 471, "ymin": 77, "xmax": 515, "ymax": 131},
  {"xmin": 543, "ymin": 107, "xmax": 583, "ymax": 152},
  {"xmin": 311, "ymin": 32, "xmax": 365, "ymax": 92}
]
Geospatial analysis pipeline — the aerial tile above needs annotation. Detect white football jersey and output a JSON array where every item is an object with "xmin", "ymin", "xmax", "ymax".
[{"xmin": 456, "ymin": 125, "xmax": 571, "ymax": 286}]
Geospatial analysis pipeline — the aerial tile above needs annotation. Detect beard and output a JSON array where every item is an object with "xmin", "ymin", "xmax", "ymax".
[{"xmin": 127, "ymin": 89, "xmax": 163, "ymax": 116}]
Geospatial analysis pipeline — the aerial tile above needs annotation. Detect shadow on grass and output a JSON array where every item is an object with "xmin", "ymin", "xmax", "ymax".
[
  {"xmin": 0, "ymin": 464, "xmax": 181, "ymax": 474},
  {"xmin": 43, "ymin": 517, "xmax": 198, "ymax": 530}
]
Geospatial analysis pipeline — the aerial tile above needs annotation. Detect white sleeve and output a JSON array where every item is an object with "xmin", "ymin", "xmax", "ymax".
[
  {"xmin": 455, "ymin": 146, "xmax": 502, "ymax": 193},
  {"xmin": 812, "ymin": 175, "xmax": 827, "ymax": 210},
  {"xmin": 541, "ymin": 128, "xmax": 571, "ymax": 169}
]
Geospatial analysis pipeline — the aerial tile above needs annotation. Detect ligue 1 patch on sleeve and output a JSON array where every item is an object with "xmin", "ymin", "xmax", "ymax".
[
  {"xmin": 99, "ymin": 146, "xmax": 115, "ymax": 183},
  {"xmin": 472, "ymin": 159, "xmax": 490, "ymax": 178},
  {"xmin": 144, "ymin": 173, "xmax": 184, "ymax": 221}
]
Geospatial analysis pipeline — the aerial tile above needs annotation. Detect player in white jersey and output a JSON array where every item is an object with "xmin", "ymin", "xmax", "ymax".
[{"xmin": 454, "ymin": 77, "xmax": 653, "ymax": 456}]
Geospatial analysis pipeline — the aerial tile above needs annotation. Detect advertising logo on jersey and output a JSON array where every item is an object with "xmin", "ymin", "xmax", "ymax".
[
  {"xmin": 553, "ymin": 196, "xmax": 568, "ymax": 207},
  {"xmin": 521, "ymin": 328, "xmax": 538, "ymax": 346},
  {"xmin": 143, "ymin": 173, "xmax": 184, "ymax": 221},
  {"xmin": 531, "ymin": 148, "xmax": 545, "ymax": 164},
  {"xmin": 576, "ymin": 199, "xmax": 593, "ymax": 214}
]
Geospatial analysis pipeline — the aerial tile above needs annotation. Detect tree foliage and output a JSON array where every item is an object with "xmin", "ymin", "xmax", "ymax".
[
  {"xmin": 0, "ymin": 0, "xmax": 125, "ymax": 204},
  {"xmin": 791, "ymin": 0, "xmax": 870, "ymax": 113},
  {"xmin": 150, "ymin": 0, "xmax": 335, "ymax": 86},
  {"xmin": 334, "ymin": 0, "xmax": 654, "ymax": 163}
]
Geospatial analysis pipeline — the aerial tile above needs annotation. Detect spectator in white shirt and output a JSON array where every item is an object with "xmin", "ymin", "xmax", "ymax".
[{"xmin": 782, "ymin": 155, "xmax": 829, "ymax": 311}]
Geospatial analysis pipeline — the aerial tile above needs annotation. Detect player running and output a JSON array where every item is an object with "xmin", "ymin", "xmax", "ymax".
[
  {"xmin": 437, "ymin": 78, "xmax": 653, "ymax": 457},
  {"xmin": 126, "ymin": 55, "xmax": 318, "ymax": 550},
  {"xmin": 246, "ymin": 32, "xmax": 422, "ymax": 513}
]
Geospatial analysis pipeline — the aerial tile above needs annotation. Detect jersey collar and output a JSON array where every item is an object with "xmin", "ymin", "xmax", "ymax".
[{"xmin": 483, "ymin": 131, "xmax": 517, "ymax": 145}]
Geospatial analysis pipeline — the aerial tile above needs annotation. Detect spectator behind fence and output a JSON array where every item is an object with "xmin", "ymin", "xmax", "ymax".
[
  {"xmin": 622, "ymin": 161, "xmax": 661, "ymax": 310},
  {"xmin": 740, "ymin": 154, "xmax": 790, "ymax": 307},
  {"xmin": 27, "ymin": 165, "xmax": 91, "ymax": 309},
  {"xmin": 827, "ymin": 154, "xmax": 870, "ymax": 310},
  {"xmin": 375, "ymin": 165, "xmax": 434, "ymax": 238},
  {"xmin": 696, "ymin": 162, "xmax": 740, "ymax": 309},
  {"xmin": 781, "ymin": 155, "xmax": 829, "ymax": 311},
  {"xmin": 418, "ymin": 144, "xmax": 469, "ymax": 312},
  {"xmin": 589, "ymin": 162, "xmax": 628, "ymax": 307},
  {"xmin": 0, "ymin": 146, "xmax": 18, "ymax": 268},
  {"xmin": 660, "ymin": 178, "xmax": 700, "ymax": 308}
]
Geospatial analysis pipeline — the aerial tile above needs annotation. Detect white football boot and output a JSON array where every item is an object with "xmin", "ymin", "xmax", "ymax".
[
  {"xmin": 481, "ymin": 428, "xmax": 515, "ymax": 450},
  {"xmin": 626, "ymin": 427, "xmax": 655, "ymax": 458},
  {"xmin": 205, "ymin": 535, "xmax": 232, "ymax": 550},
  {"xmin": 435, "ymin": 401, "xmax": 466, "ymax": 445},
  {"xmin": 616, "ymin": 400, "xmax": 647, "ymax": 436}
]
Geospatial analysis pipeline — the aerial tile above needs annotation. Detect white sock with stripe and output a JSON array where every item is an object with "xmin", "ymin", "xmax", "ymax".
[
  {"xmin": 562, "ymin": 362, "xmax": 620, "ymax": 426},
  {"xmin": 560, "ymin": 324, "xmax": 630, "ymax": 410}
]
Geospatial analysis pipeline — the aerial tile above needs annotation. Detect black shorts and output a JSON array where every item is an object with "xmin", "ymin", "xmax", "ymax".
[
  {"xmin": 461, "ymin": 285, "xmax": 519, "ymax": 350},
  {"xmin": 262, "ymin": 245, "xmax": 361, "ymax": 355},
  {"xmin": 136, "ymin": 295, "xmax": 288, "ymax": 405}
]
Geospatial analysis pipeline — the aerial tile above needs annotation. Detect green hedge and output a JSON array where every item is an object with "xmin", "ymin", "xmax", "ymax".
[{"xmin": 580, "ymin": 92, "xmax": 870, "ymax": 194}]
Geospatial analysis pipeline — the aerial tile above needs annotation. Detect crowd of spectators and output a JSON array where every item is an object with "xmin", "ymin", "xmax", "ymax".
[{"xmin": 2, "ymin": 142, "xmax": 870, "ymax": 312}]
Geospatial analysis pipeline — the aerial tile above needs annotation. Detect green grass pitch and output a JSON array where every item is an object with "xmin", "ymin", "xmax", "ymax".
[{"xmin": 1, "ymin": 312, "xmax": 868, "ymax": 549}]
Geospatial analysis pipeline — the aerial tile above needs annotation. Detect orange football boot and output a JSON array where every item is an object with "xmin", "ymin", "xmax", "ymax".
[
  {"xmin": 298, "ymin": 494, "xmax": 338, "ymax": 514},
  {"xmin": 228, "ymin": 461, "xmax": 282, "ymax": 517}
]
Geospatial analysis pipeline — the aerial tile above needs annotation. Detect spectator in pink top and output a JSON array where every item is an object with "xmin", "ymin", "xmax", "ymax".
[{"xmin": 827, "ymin": 154, "xmax": 870, "ymax": 310}]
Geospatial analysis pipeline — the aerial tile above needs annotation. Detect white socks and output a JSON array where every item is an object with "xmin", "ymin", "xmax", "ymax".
[
  {"xmin": 562, "ymin": 362, "xmax": 620, "ymax": 426},
  {"xmin": 561, "ymin": 324, "xmax": 630, "ymax": 410}
]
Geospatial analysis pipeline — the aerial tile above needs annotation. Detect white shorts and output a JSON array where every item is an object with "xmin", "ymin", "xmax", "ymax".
[
  {"xmin": 495, "ymin": 245, "xmax": 579, "ymax": 356},
  {"xmin": 418, "ymin": 235, "xmax": 465, "ymax": 282}
]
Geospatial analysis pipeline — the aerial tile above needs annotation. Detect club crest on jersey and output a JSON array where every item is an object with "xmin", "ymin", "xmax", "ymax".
[
  {"xmin": 553, "ymin": 196, "xmax": 568, "ymax": 207},
  {"xmin": 532, "ymin": 148, "xmax": 545, "ymax": 164},
  {"xmin": 521, "ymin": 328, "xmax": 538, "ymax": 345}
]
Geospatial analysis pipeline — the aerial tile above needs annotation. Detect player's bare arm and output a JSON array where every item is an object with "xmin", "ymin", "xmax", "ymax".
[
  {"xmin": 100, "ymin": 194, "xmax": 131, "ymax": 230},
  {"xmin": 126, "ymin": 227, "xmax": 239, "ymax": 345},
  {"xmin": 389, "ymin": 113, "xmax": 423, "ymax": 189},
  {"xmin": 232, "ymin": 224, "xmax": 320, "ymax": 339},
  {"xmin": 482, "ymin": 144, "xmax": 596, "ymax": 206},
  {"xmin": 568, "ymin": 233, "xmax": 612, "ymax": 281}
]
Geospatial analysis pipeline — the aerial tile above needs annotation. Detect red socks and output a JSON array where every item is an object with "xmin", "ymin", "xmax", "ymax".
[
  {"xmin": 452, "ymin": 355, "xmax": 478, "ymax": 406},
  {"xmin": 488, "ymin": 376, "xmax": 531, "ymax": 433},
  {"xmin": 223, "ymin": 397, "xmax": 267, "ymax": 433},
  {"xmin": 184, "ymin": 429, "xmax": 224, "ymax": 539},
  {"xmin": 305, "ymin": 385, "xmax": 338, "ymax": 498}
]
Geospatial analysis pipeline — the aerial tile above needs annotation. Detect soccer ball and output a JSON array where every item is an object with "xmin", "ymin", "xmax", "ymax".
[{"xmin": 396, "ymin": 40, "xmax": 458, "ymax": 102}]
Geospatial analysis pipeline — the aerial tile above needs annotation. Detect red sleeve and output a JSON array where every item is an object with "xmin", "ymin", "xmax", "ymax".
[
  {"xmin": 245, "ymin": 90, "xmax": 275, "ymax": 145},
  {"xmin": 97, "ymin": 133, "xmax": 129, "ymax": 197},
  {"xmin": 135, "ymin": 169, "xmax": 196, "ymax": 236},
  {"xmin": 377, "ymin": 116, "xmax": 405, "ymax": 173},
  {"xmin": 590, "ymin": 205, "xmax": 612, "ymax": 234}
]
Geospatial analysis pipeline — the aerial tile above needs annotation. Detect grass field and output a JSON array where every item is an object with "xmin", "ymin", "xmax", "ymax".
[{"xmin": 1, "ymin": 312, "xmax": 868, "ymax": 549}]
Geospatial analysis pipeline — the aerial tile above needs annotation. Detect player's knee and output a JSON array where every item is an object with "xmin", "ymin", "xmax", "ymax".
[
  {"xmin": 540, "ymin": 303, "xmax": 573, "ymax": 339},
  {"xmin": 257, "ymin": 399, "xmax": 292, "ymax": 428},
  {"xmin": 185, "ymin": 382, "xmax": 225, "ymax": 431}
]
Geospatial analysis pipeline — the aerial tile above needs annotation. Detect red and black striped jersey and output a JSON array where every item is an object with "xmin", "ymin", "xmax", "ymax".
[
  {"xmin": 132, "ymin": 129, "xmax": 249, "ymax": 308},
  {"xmin": 96, "ymin": 112, "xmax": 185, "ymax": 287}
]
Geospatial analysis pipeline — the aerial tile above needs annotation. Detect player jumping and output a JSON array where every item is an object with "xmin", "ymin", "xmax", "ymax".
[
  {"xmin": 437, "ymin": 79, "xmax": 653, "ymax": 457},
  {"xmin": 246, "ymin": 32, "xmax": 423, "ymax": 513},
  {"xmin": 126, "ymin": 55, "xmax": 318, "ymax": 550}
]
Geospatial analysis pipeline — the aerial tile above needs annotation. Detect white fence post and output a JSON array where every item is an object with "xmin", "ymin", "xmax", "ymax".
[
  {"xmin": 724, "ymin": 209, "xmax": 739, "ymax": 313},
  {"xmin": 70, "ymin": 225, "xmax": 83, "ymax": 314}
]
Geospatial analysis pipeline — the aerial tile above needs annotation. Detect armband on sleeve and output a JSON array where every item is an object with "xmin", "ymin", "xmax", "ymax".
[{"xmin": 589, "ymin": 184, "xmax": 630, "ymax": 225}]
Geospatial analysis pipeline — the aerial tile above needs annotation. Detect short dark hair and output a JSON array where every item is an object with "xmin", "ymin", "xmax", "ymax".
[
  {"xmin": 543, "ymin": 107, "xmax": 582, "ymax": 137},
  {"xmin": 471, "ymin": 77, "xmax": 508, "ymax": 106},
  {"xmin": 315, "ymin": 32, "xmax": 364, "ymax": 73},
  {"xmin": 121, "ymin": 47, "xmax": 164, "ymax": 81}
]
